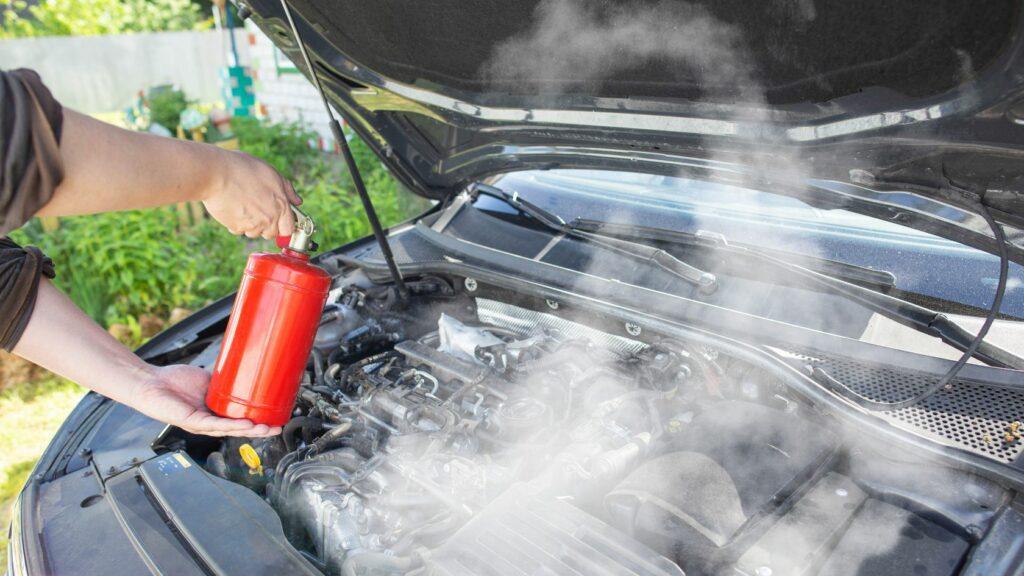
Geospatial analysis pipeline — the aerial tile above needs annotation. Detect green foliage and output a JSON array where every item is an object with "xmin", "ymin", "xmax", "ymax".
[
  {"xmin": 231, "ymin": 117, "xmax": 320, "ymax": 180},
  {"xmin": 12, "ymin": 209, "xmax": 248, "ymax": 325},
  {"xmin": 147, "ymin": 88, "xmax": 191, "ymax": 131},
  {"xmin": 297, "ymin": 136, "xmax": 429, "ymax": 250},
  {"xmin": 0, "ymin": 0, "xmax": 211, "ymax": 38},
  {"xmin": 11, "ymin": 121, "xmax": 428, "ymax": 328}
]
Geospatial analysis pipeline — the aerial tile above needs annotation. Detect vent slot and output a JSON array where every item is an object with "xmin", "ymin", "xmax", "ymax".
[{"xmin": 799, "ymin": 354, "xmax": 1024, "ymax": 463}]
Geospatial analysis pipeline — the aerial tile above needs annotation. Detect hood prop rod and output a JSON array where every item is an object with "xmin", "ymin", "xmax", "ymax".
[{"xmin": 278, "ymin": 0, "xmax": 408, "ymax": 300}]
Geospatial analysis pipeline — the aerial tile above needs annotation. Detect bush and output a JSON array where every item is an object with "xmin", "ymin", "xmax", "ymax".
[
  {"xmin": 0, "ymin": 0, "xmax": 211, "ymax": 38},
  {"xmin": 231, "ymin": 117, "xmax": 321, "ymax": 180},
  {"xmin": 11, "ymin": 209, "xmax": 249, "ymax": 325},
  {"xmin": 10, "ymin": 123, "xmax": 429, "ymax": 328},
  {"xmin": 147, "ymin": 88, "xmax": 191, "ymax": 132}
]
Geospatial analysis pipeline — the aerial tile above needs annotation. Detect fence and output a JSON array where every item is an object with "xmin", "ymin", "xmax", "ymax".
[{"xmin": 0, "ymin": 29, "xmax": 250, "ymax": 113}]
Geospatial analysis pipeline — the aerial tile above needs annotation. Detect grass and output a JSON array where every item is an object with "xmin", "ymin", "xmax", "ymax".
[{"xmin": 0, "ymin": 377, "xmax": 84, "ymax": 566}]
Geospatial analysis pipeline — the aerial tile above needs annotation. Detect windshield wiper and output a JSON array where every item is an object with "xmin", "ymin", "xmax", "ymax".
[
  {"xmin": 573, "ymin": 219, "xmax": 898, "ymax": 290},
  {"xmin": 565, "ymin": 217, "xmax": 1024, "ymax": 370},
  {"xmin": 472, "ymin": 183, "xmax": 719, "ymax": 294}
]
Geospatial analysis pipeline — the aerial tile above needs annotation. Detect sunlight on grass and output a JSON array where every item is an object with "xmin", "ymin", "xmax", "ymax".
[{"xmin": 0, "ymin": 377, "xmax": 85, "ymax": 565}]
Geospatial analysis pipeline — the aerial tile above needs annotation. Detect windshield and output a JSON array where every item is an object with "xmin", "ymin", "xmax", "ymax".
[{"xmin": 487, "ymin": 169, "xmax": 1024, "ymax": 320}]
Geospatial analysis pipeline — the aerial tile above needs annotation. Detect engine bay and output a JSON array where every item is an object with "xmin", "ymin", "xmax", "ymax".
[{"xmin": 184, "ymin": 272, "xmax": 1006, "ymax": 576}]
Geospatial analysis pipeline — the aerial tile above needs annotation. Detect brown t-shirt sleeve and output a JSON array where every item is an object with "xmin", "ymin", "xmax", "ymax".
[
  {"xmin": 0, "ymin": 236, "xmax": 55, "ymax": 351},
  {"xmin": 1, "ymin": 68, "xmax": 65, "ymax": 236},
  {"xmin": 0, "ymin": 69, "xmax": 63, "ymax": 351}
]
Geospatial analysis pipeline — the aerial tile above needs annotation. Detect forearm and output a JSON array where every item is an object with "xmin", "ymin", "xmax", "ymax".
[
  {"xmin": 36, "ymin": 109, "xmax": 228, "ymax": 218},
  {"xmin": 12, "ymin": 280, "xmax": 278, "ymax": 436},
  {"xmin": 10, "ymin": 279, "xmax": 152, "ymax": 405}
]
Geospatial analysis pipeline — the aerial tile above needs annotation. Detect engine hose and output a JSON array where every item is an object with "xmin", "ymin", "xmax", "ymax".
[
  {"xmin": 813, "ymin": 196, "xmax": 1010, "ymax": 412},
  {"xmin": 311, "ymin": 348, "xmax": 325, "ymax": 388},
  {"xmin": 282, "ymin": 416, "xmax": 323, "ymax": 452},
  {"xmin": 341, "ymin": 552, "xmax": 416, "ymax": 576},
  {"xmin": 269, "ymin": 450, "xmax": 300, "ymax": 503},
  {"xmin": 327, "ymin": 347, "xmax": 346, "ymax": 368},
  {"xmin": 277, "ymin": 447, "xmax": 365, "ymax": 504},
  {"xmin": 205, "ymin": 451, "xmax": 229, "ymax": 479},
  {"xmin": 272, "ymin": 420, "xmax": 359, "ymax": 503},
  {"xmin": 308, "ymin": 418, "xmax": 354, "ymax": 455}
]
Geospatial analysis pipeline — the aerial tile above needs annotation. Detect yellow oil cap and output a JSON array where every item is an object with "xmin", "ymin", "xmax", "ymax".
[{"xmin": 238, "ymin": 443, "xmax": 263, "ymax": 475}]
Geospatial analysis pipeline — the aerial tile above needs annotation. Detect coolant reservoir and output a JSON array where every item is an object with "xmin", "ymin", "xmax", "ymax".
[{"xmin": 205, "ymin": 207, "xmax": 330, "ymax": 426}]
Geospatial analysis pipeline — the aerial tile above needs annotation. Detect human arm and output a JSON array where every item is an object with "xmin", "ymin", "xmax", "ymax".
[
  {"xmin": 37, "ymin": 109, "xmax": 303, "ymax": 239},
  {"xmin": 1, "ymin": 67, "xmax": 290, "ymax": 436},
  {"xmin": 11, "ymin": 280, "xmax": 280, "ymax": 437}
]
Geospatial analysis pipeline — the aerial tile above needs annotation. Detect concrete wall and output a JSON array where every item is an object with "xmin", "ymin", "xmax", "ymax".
[
  {"xmin": 246, "ymin": 22, "xmax": 337, "ymax": 150},
  {"xmin": 0, "ymin": 29, "xmax": 249, "ymax": 113}
]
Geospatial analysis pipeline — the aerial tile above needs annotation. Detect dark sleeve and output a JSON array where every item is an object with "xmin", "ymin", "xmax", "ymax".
[
  {"xmin": 1, "ymin": 68, "xmax": 65, "ymax": 237},
  {"xmin": 0, "ymin": 236, "xmax": 55, "ymax": 351}
]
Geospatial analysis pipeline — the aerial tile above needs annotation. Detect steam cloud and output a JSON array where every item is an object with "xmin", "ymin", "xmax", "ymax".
[
  {"xmin": 463, "ymin": 3, "xmax": 985, "ymax": 574},
  {"xmin": 483, "ymin": 0, "xmax": 811, "ymax": 207},
  {"xmin": 278, "ymin": 3, "xmax": 1001, "ymax": 575},
  {"xmin": 484, "ymin": 0, "xmax": 758, "ymax": 103}
]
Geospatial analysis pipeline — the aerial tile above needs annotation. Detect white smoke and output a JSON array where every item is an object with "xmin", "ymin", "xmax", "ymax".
[
  {"xmin": 484, "ymin": 0, "xmax": 758, "ymax": 102},
  {"xmin": 269, "ymin": 3, "xmax": 1004, "ymax": 575},
  {"xmin": 483, "ymin": 0, "xmax": 813, "ymax": 223},
  {"xmin": 462, "ymin": 3, "xmax": 991, "ymax": 575}
]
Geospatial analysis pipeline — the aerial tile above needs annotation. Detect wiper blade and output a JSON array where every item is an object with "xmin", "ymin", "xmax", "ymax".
[
  {"xmin": 549, "ymin": 216, "xmax": 1024, "ymax": 370},
  {"xmin": 472, "ymin": 183, "xmax": 718, "ymax": 294},
  {"xmin": 573, "ymin": 219, "xmax": 897, "ymax": 290}
]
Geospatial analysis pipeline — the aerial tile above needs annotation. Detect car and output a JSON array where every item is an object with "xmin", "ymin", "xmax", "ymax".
[{"xmin": 9, "ymin": 1, "xmax": 1024, "ymax": 575}]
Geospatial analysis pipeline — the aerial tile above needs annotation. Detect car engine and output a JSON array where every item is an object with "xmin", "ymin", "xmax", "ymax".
[{"xmin": 195, "ymin": 275, "xmax": 984, "ymax": 576}]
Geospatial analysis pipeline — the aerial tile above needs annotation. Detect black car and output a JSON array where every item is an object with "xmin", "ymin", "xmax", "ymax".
[{"xmin": 9, "ymin": 1, "xmax": 1024, "ymax": 575}]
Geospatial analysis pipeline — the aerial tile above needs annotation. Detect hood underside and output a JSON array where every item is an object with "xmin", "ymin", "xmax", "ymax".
[
  {"xmin": 284, "ymin": 0, "xmax": 1015, "ymax": 106},
  {"xmin": 244, "ymin": 0, "xmax": 1024, "ymax": 253}
]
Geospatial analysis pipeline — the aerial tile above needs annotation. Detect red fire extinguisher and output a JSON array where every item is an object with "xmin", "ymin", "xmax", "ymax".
[{"xmin": 206, "ymin": 206, "xmax": 331, "ymax": 427}]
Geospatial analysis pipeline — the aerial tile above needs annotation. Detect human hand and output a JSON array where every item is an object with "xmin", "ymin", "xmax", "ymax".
[
  {"xmin": 203, "ymin": 150, "xmax": 303, "ymax": 240},
  {"xmin": 129, "ymin": 364, "xmax": 282, "ymax": 437}
]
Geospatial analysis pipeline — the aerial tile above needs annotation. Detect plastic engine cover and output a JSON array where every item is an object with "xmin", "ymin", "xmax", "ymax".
[{"xmin": 426, "ymin": 484, "xmax": 685, "ymax": 576}]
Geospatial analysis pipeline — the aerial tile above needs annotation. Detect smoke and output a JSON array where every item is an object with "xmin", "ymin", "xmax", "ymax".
[
  {"xmin": 482, "ymin": 0, "xmax": 811, "ymax": 217},
  {"xmin": 267, "ymin": 3, "xmax": 1004, "ymax": 574},
  {"xmin": 484, "ymin": 0, "xmax": 759, "ymax": 104},
  {"xmin": 454, "ymin": 3, "xmax": 994, "ymax": 574}
]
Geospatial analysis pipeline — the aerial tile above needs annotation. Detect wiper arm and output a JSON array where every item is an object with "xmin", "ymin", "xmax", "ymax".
[
  {"xmin": 573, "ymin": 219, "xmax": 897, "ymax": 290},
  {"xmin": 472, "ymin": 183, "xmax": 718, "ymax": 294},
  {"xmin": 558, "ymin": 217, "xmax": 1024, "ymax": 370}
]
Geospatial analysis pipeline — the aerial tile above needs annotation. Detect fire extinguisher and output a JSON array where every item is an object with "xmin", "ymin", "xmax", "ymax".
[{"xmin": 206, "ymin": 205, "xmax": 331, "ymax": 427}]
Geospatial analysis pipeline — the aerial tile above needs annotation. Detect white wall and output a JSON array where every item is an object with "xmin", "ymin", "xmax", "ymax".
[{"xmin": 0, "ymin": 29, "xmax": 249, "ymax": 113}]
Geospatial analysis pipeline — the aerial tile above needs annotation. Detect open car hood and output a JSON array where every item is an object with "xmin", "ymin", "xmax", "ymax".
[{"xmin": 243, "ymin": 0, "xmax": 1024, "ymax": 260}]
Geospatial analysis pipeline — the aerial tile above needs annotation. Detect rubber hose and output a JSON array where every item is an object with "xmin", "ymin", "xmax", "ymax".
[
  {"xmin": 311, "ymin": 348, "xmax": 325, "ymax": 387},
  {"xmin": 282, "ymin": 416, "xmax": 323, "ymax": 452}
]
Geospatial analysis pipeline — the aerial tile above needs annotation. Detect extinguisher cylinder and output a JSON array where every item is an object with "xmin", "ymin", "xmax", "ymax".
[{"xmin": 206, "ymin": 250, "xmax": 331, "ymax": 427}]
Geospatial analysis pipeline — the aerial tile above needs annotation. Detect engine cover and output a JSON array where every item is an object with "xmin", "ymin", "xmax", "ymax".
[{"xmin": 426, "ymin": 484, "xmax": 685, "ymax": 576}]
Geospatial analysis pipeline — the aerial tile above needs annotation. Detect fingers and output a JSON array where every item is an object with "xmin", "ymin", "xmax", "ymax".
[
  {"xmin": 277, "ymin": 197, "xmax": 295, "ymax": 238},
  {"xmin": 284, "ymin": 180, "xmax": 302, "ymax": 206},
  {"xmin": 180, "ymin": 411, "xmax": 282, "ymax": 438}
]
